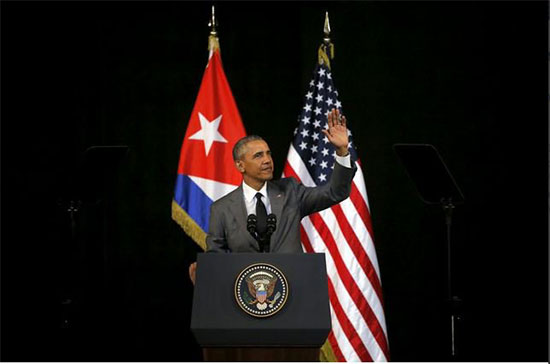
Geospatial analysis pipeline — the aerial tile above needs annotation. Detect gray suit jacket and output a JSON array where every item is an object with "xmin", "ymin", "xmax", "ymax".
[{"xmin": 206, "ymin": 161, "xmax": 357, "ymax": 253}]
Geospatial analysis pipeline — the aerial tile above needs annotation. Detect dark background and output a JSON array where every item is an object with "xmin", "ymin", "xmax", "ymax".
[{"xmin": 1, "ymin": 1, "xmax": 548, "ymax": 361}]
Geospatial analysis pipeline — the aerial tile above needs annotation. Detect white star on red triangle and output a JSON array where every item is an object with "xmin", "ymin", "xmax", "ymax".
[{"xmin": 189, "ymin": 112, "xmax": 228, "ymax": 156}]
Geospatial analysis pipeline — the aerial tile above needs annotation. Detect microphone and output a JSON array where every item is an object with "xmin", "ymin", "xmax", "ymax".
[
  {"xmin": 247, "ymin": 214, "xmax": 257, "ymax": 236},
  {"xmin": 266, "ymin": 213, "xmax": 277, "ymax": 236},
  {"xmin": 261, "ymin": 214, "xmax": 277, "ymax": 253}
]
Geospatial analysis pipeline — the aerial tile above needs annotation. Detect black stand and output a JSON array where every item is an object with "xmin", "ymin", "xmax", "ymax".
[
  {"xmin": 258, "ymin": 236, "xmax": 271, "ymax": 253},
  {"xmin": 57, "ymin": 145, "xmax": 128, "ymax": 330},
  {"xmin": 393, "ymin": 143, "xmax": 465, "ymax": 358}
]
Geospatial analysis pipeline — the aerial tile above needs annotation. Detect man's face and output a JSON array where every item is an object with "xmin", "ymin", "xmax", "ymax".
[{"xmin": 236, "ymin": 140, "xmax": 274, "ymax": 187}]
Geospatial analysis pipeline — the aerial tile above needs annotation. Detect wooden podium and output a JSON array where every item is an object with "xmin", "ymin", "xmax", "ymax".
[{"xmin": 191, "ymin": 253, "xmax": 331, "ymax": 361}]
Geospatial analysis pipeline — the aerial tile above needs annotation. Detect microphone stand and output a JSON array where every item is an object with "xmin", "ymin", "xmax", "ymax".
[
  {"xmin": 259, "ymin": 233, "xmax": 272, "ymax": 253},
  {"xmin": 258, "ymin": 237, "xmax": 269, "ymax": 253}
]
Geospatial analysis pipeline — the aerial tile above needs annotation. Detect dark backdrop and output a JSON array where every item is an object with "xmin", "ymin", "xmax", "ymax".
[{"xmin": 2, "ymin": 1, "xmax": 548, "ymax": 361}]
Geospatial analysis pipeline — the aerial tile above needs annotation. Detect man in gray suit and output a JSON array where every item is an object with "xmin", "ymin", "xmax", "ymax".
[{"xmin": 189, "ymin": 109, "xmax": 355, "ymax": 282}]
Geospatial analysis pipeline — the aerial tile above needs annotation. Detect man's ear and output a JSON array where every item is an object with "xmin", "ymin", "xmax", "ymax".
[{"xmin": 235, "ymin": 160, "xmax": 245, "ymax": 173}]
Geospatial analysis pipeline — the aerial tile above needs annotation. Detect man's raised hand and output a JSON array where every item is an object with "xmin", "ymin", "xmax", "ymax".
[{"xmin": 322, "ymin": 108, "xmax": 349, "ymax": 156}]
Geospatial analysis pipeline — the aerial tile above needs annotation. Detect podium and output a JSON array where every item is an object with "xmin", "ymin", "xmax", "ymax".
[{"xmin": 191, "ymin": 253, "xmax": 331, "ymax": 361}]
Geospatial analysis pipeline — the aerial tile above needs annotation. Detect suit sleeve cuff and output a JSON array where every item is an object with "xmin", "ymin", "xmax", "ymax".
[{"xmin": 335, "ymin": 153, "xmax": 352, "ymax": 168}]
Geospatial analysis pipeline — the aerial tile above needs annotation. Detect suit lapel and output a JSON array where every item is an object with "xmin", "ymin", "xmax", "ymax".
[
  {"xmin": 231, "ymin": 184, "xmax": 261, "ymax": 251},
  {"xmin": 268, "ymin": 181, "xmax": 284, "ymax": 219},
  {"xmin": 232, "ymin": 185, "xmax": 248, "ymax": 231},
  {"xmin": 267, "ymin": 181, "xmax": 284, "ymax": 250}
]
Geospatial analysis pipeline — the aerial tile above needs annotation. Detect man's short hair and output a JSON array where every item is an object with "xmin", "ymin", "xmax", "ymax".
[{"xmin": 233, "ymin": 135, "xmax": 264, "ymax": 161}]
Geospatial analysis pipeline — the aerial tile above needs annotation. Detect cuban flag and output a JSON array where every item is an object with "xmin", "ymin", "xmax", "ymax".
[{"xmin": 172, "ymin": 34, "xmax": 246, "ymax": 250}]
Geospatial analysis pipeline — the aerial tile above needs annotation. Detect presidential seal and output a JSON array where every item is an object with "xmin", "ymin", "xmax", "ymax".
[{"xmin": 234, "ymin": 263, "xmax": 288, "ymax": 318}]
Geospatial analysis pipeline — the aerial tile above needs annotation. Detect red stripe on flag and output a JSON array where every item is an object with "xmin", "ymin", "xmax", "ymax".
[
  {"xmin": 287, "ymin": 162, "xmax": 387, "ymax": 357},
  {"xmin": 330, "ymin": 203, "xmax": 385, "ymax": 305},
  {"xmin": 283, "ymin": 161, "xmax": 302, "ymax": 184},
  {"xmin": 300, "ymin": 227, "xmax": 315, "ymax": 253},
  {"xmin": 301, "ymin": 226, "xmax": 365, "ymax": 361},
  {"xmin": 328, "ymin": 331, "xmax": 346, "ymax": 362},
  {"xmin": 309, "ymin": 212, "xmax": 390, "ymax": 358},
  {"xmin": 350, "ymin": 182, "xmax": 375, "ymax": 243},
  {"xmin": 286, "ymin": 160, "xmax": 389, "ymax": 360},
  {"xmin": 327, "ymin": 278, "xmax": 373, "ymax": 362}
]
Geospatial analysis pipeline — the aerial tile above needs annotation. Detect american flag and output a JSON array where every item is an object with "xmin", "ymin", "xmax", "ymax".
[{"xmin": 282, "ymin": 47, "xmax": 390, "ymax": 361}]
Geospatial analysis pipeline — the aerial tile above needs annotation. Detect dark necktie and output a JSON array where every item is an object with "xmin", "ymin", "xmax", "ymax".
[{"xmin": 255, "ymin": 192, "xmax": 267, "ymax": 236}]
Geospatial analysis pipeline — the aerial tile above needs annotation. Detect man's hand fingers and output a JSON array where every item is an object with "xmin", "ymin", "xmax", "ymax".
[
  {"xmin": 328, "ymin": 108, "xmax": 346, "ymax": 129},
  {"xmin": 327, "ymin": 109, "xmax": 334, "ymax": 128},
  {"xmin": 189, "ymin": 262, "xmax": 197, "ymax": 285},
  {"xmin": 333, "ymin": 109, "xmax": 340, "ymax": 126},
  {"xmin": 340, "ymin": 115, "xmax": 347, "ymax": 128},
  {"xmin": 334, "ymin": 108, "xmax": 340, "ymax": 123}
]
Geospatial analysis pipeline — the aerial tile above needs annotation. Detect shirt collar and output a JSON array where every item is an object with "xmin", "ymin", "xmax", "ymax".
[{"xmin": 242, "ymin": 180, "xmax": 268, "ymax": 203}]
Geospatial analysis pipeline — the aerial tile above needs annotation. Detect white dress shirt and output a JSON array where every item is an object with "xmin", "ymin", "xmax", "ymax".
[
  {"xmin": 241, "ymin": 153, "xmax": 351, "ymax": 215},
  {"xmin": 242, "ymin": 179, "xmax": 272, "ymax": 216}
]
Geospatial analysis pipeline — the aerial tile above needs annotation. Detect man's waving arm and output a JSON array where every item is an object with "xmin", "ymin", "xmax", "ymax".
[{"xmin": 298, "ymin": 108, "xmax": 356, "ymax": 217}]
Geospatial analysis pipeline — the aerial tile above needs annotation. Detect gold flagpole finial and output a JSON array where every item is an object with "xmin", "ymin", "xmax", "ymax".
[
  {"xmin": 208, "ymin": 5, "xmax": 220, "ymax": 53},
  {"xmin": 323, "ymin": 11, "xmax": 331, "ymax": 44},
  {"xmin": 208, "ymin": 5, "xmax": 217, "ymax": 36},
  {"xmin": 319, "ymin": 11, "xmax": 334, "ymax": 68}
]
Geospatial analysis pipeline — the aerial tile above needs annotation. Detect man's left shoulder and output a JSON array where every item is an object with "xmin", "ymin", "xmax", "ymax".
[{"xmin": 211, "ymin": 185, "xmax": 241, "ymax": 208}]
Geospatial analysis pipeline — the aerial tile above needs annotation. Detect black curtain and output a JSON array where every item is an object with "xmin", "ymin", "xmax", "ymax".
[{"xmin": 2, "ymin": 1, "xmax": 547, "ymax": 361}]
